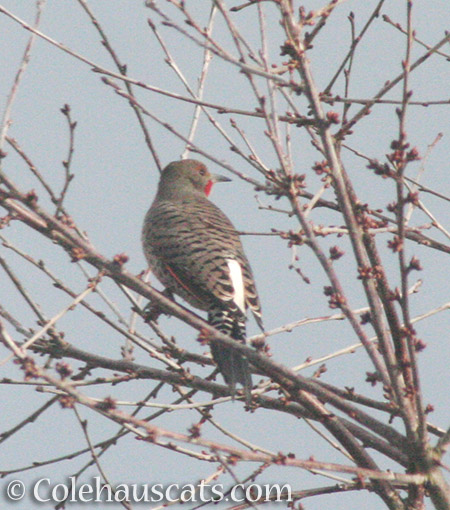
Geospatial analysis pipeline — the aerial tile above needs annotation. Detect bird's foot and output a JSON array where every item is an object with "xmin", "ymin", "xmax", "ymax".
[{"xmin": 142, "ymin": 289, "xmax": 175, "ymax": 322}]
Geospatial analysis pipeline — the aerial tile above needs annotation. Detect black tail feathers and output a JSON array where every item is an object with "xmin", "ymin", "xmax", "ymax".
[{"xmin": 208, "ymin": 308, "xmax": 253, "ymax": 404}]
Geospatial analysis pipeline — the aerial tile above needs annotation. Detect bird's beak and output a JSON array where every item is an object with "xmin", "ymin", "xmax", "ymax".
[{"xmin": 211, "ymin": 173, "xmax": 231, "ymax": 183}]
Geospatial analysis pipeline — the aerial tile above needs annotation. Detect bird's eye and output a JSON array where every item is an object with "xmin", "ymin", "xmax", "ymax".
[{"xmin": 199, "ymin": 168, "xmax": 206, "ymax": 176}]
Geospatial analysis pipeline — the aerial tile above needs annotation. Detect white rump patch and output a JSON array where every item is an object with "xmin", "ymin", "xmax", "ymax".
[{"xmin": 227, "ymin": 259, "xmax": 246, "ymax": 314}]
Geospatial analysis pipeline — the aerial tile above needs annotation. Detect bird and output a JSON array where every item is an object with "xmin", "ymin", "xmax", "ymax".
[{"xmin": 142, "ymin": 159, "xmax": 263, "ymax": 403}]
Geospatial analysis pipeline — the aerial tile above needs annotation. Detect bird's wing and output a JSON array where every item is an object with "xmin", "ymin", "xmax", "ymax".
[{"xmin": 146, "ymin": 199, "xmax": 262, "ymax": 320}]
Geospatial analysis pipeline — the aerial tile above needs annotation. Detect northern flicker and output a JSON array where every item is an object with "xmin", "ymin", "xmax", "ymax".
[{"xmin": 142, "ymin": 159, "xmax": 263, "ymax": 402}]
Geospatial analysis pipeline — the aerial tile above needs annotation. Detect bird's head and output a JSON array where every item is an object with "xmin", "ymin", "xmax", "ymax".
[{"xmin": 158, "ymin": 160, "xmax": 230, "ymax": 198}]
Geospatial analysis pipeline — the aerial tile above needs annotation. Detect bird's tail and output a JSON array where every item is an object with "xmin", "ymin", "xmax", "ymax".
[{"xmin": 208, "ymin": 308, "xmax": 252, "ymax": 404}]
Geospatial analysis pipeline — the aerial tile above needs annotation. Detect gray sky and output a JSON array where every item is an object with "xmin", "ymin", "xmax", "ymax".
[{"xmin": 0, "ymin": 1, "xmax": 449, "ymax": 509}]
